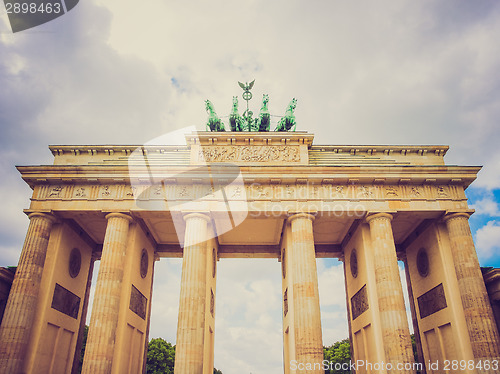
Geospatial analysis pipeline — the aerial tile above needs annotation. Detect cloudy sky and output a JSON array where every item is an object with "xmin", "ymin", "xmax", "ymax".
[{"xmin": 1, "ymin": 0, "xmax": 500, "ymax": 372}]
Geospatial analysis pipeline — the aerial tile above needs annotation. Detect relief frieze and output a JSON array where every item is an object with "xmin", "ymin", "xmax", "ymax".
[
  {"xmin": 357, "ymin": 185, "xmax": 374, "ymax": 199},
  {"xmin": 74, "ymin": 187, "xmax": 87, "ymax": 198},
  {"xmin": 199, "ymin": 145, "xmax": 300, "ymax": 163},
  {"xmin": 129, "ymin": 284, "xmax": 147, "ymax": 320},
  {"xmin": 409, "ymin": 186, "xmax": 422, "ymax": 198},
  {"xmin": 437, "ymin": 185, "xmax": 450, "ymax": 198},
  {"xmin": 333, "ymin": 185, "xmax": 345, "ymax": 198},
  {"xmin": 385, "ymin": 186, "xmax": 399, "ymax": 197},
  {"xmin": 230, "ymin": 186, "xmax": 243, "ymax": 199},
  {"xmin": 351, "ymin": 284, "xmax": 369, "ymax": 320},
  {"xmin": 47, "ymin": 186, "xmax": 63, "ymax": 199},
  {"xmin": 35, "ymin": 182, "xmax": 465, "ymax": 204},
  {"xmin": 126, "ymin": 186, "xmax": 137, "ymax": 198},
  {"xmin": 99, "ymin": 185, "xmax": 112, "ymax": 198}
]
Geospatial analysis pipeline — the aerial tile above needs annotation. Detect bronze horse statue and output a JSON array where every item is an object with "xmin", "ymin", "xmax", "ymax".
[
  {"xmin": 256, "ymin": 94, "xmax": 271, "ymax": 132},
  {"xmin": 205, "ymin": 100, "xmax": 225, "ymax": 132},
  {"xmin": 229, "ymin": 96, "xmax": 245, "ymax": 131},
  {"xmin": 275, "ymin": 98, "xmax": 297, "ymax": 132}
]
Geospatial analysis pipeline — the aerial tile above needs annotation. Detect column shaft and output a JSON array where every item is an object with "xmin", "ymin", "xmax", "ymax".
[
  {"xmin": 289, "ymin": 213, "xmax": 324, "ymax": 373},
  {"xmin": 367, "ymin": 213, "xmax": 415, "ymax": 373},
  {"xmin": 174, "ymin": 213, "xmax": 210, "ymax": 374},
  {"xmin": 82, "ymin": 213, "xmax": 132, "ymax": 374},
  {"xmin": 0, "ymin": 212, "xmax": 56, "ymax": 374},
  {"xmin": 444, "ymin": 213, "xmax": 500, "ymax": 362}
]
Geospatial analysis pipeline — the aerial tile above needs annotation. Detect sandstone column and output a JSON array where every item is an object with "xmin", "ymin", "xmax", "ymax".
[
  {"xmin": 288, "ymin": 213, "xmax": 324, "ymax": 373},
  {"xmin": 444, "ymin": 212, "xmax": 500, "ymax": 364},
  {"xmin": 81, "ymin": 212, "xmax": 133, "ymax": 374},
  {"xmin": 174, "ymin": 213, "xmax": 211, "ymax": 374},
  {"xmin": 0, "ymin": 212, "xmax": 56, "ymax": 374},
  {"xmin": 366, "ymin": 213, "xmax": 415, "ymax": 373}
]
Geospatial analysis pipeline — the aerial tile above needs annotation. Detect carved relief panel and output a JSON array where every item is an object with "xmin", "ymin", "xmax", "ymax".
[
  {"xmin": 197, "ymin": 145, "xmax": 302, "ymax": 164},
  {"xmin": 32, "ymin": 181, "xmax": 466, "ymax": 211}
]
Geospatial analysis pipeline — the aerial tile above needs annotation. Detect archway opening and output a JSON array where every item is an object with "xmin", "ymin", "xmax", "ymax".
[
  {"xmin": 214, "ymin": 258, "xmax": 283, "ymax": 373},
  {"xmin": 317, "ymin": 258, "xmax": 349, "ymax": 349}
]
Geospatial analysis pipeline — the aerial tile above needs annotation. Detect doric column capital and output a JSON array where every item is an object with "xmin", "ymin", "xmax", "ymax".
[
  {"xmin": 365, "ymin": 212, "xmax": 394, "ymax": 224},
  {"xmin": 287, "ymin": 212, "xmax": 316, "ymax": 223},
  {"xmin": 443, "ymin": 211, "xmax": 472, "ymax": 223},
  {"xmin": 104, "ymin": 212, "xmax": 133, "ymax": 222},
  {"xmin": 183, "ymin": 212, "xmax": 211, "ymax": 223},
  {"xmin": 27, "ymin": 211, "xmax": 57, "ymax": 224}
]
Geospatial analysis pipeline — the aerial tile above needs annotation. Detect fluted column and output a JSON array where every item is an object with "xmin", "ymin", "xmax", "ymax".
[
  {"xmin": 0, "ymin": 212, "xmax": 56, "ymax": 374},
  {"xmin": 366, "ymin": 213, "xmax": 415, "ymax": 373},
  {"xmin": 82, "ymin": 212, "xmax": 133, "ymax": 374},
  {"xmin": 174, "ymin": 213, "xmax": 211, "ymax": 374},
  {"xmin": 444, "ymin": 212, "xmax": 500, "ymax": 364},
  {"xmin": 288, "ymin": 213, "xmax": 324, "ymax": 373}
]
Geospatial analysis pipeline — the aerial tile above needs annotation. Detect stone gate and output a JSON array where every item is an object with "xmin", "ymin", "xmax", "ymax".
[{"xmin": 0, "ymin": 131, "xmax": 499, "ymax": 374}]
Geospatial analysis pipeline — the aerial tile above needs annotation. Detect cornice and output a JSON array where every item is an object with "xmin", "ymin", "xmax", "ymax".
[
  {"xmin": 310, "ymin": 144, "xmax": 449, "ymax": 156},
  {"xmin": 16, "ymin": 164, "xmax": 481, "ymax": 189},
  {"xmin": 49, "ymin": 144, "xmax": 190, "ymax": 155},
  {"xmin": 185, "ymin": 131, "xmax": 315, "ymax": 147},
  {"xmin": 47, "ymin": 144, "xmax": 448, "ymax": 156}
]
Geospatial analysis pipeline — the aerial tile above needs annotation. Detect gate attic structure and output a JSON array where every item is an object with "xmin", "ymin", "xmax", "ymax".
[{"xmin": 0, "ymin": 131, "xmax": 499, "ymax": 374}]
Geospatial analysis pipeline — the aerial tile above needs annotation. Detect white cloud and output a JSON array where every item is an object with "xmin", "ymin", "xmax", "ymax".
[
  {"xmin": 475, "ymin": 221, "xmax": 500, "ymax": 260},
  {"xmin": 471, "ymin": 196, "xmax": 500, "ymax": 216},
  {"xmin": 318, "ymin": 260, "xmax": 346, "ymax": 308}
]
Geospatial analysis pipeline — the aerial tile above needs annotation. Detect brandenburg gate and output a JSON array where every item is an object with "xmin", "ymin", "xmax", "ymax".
[{"xmin": 0, "ymin": 130, "xmax": 499, "ymax": 373}]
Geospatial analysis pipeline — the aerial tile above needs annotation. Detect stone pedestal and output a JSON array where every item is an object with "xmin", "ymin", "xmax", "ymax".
[
  {"xmin": 366, "ymin": 213, "xmax": 415, "ymax": 373},
  {"xmin": 82, "ymin": 213, "xmax": 133, "ymax": 374},
  {"xmin": 444, "ymin": 213, "xmax": 500, "ymax": 364},
  {"xmin": 174, "ymin": 213, "xmax": 211, "ymax": 374},
  {"xmin": 288, "ymin": 213, "xmax": 324, "ymax": 373},
  {"xmin": 0, "ymin": 212, "xmax": 56, "ymax": 374}
]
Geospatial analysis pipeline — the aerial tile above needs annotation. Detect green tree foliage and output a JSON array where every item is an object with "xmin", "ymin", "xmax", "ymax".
[
  {"xmin": 77, "ymin": 325, "xmax": 88, "ymax": 374},
  {"xmin": 411, "ymin": 334, "xmax": 418, "ymax": 362},
  {"xmin": 145, "ymin": 338, "xmax": 222, "ymax": 374},
  {"xmin": 411, "ymin": 334, "xmax": 424, "ymax": 373},
  {"xmin": 323, "ymin": 335, "xmax": 421, "ymax": 374},
  {"xmin": 146, "ymin": 338, "xmax": 175, "ymax": 374},
  {"xmin": 78, "ymin": 332, "xmax": 222, "ymax": 373},
  {"xmin": 323, "ymin": 338, "xmax": 351, "ymax": 374}
]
